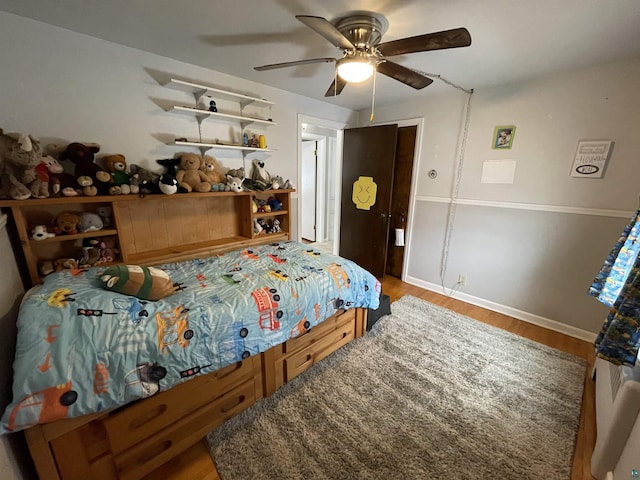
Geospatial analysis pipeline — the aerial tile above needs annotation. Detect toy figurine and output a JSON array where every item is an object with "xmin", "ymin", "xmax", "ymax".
[{"xmin": 208, "ymin": 100, "xmax": 217, "ymax": 112}]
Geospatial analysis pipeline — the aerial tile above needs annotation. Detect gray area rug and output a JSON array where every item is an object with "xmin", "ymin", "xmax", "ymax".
[{"xmin": 206, "ymin": 295, "xmax": 586, "ymax": 480}]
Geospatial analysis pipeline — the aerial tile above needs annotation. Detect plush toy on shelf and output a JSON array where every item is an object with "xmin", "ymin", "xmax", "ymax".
[
  {"xmin": 102, "ymin": 154, "xmax": 132, "ymax": 195},
  {"xmin": 53, "ymin": 212, "xmax": 81, "ymax": 235},
  {"xmin": 53, "ymin": 257, "xmax": 79, "ymax": 272},
  {"xmin": 31, "ymin": 225, "xmax": 55, "ymax": 241},
  {"xmin": 250, "ymin": 159, "xmax": 271, "ymax": 190},
  {"xmin": 76, "ymin": 175, "xmax": 97, "ymax": 196},
  {"xmin": 129, "ymin": 164, "xmax": 160, "ymax": 195},
  {"xmin": 0, "ymin": 129, "xmax": 45, "ymax": 200},
  {"xmin": 41, "ymin": 154, "xmax": 75, "ymax": 197},
  {"xmin": 267, "ymin": 196, "xmax": 282, "ymax": 211},
  {"xmin": 176, "ymin": 153, "xmax": 211, "ymax": 193},
  {"xmin": 200, "ymin": 155, "xmax": 226, "ymax": 185},
  {"xmin": 225, "ymin": 175, "xmax": 244, "ymax": 193},
  {"xmin": 79, "ymin": 212, "xmax": 104, "ymax": 233},
  {"xmin": 156, "ymin": 158, "xmax": 181, "ymax": 195},
  {"xmin": 59, "ymin": 142, "xmax": 111, "ymax": 195},
  {"xmin": 79, "ymin": 237, "xmax": 101, "ymax": 267},
  {"xmin": 97, "ymin": 238, "xmax": 119, "ymax": 264},
  {"xmin": 272, "ymin": 218, "xmax": 282, "ymax": 233},
  {"xmin": 96, "ymin": 205, "xmax": 113, "ymax": 228}
]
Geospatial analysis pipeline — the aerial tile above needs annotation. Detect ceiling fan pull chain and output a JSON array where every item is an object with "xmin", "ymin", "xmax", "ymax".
[{"xmin": 370, "ymin": 70, "xmax": 377, "ymax": 123}]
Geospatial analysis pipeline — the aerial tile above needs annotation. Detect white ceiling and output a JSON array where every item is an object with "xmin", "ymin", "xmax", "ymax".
[{"xmin": 2, "ymin": 0, "xmax": 640, "ymax": 110}]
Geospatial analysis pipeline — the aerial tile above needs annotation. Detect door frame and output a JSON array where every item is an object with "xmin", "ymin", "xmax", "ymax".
[
  {"xmin": 300, "ymin": 134, "xmax": 326, "ymax": 242},
  {"xmin": 297, "ymin": 114, "xmax": 347, "ymax": 254},
  {"xmin": 371, "ymin": 117, "xmax": 423, "ymax": 281}
]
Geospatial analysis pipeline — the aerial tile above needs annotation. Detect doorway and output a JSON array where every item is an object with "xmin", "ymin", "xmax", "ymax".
[
  {"xmin": 340, "ymin": 120, "xmax": 421, "ymax": 280},
  {"xmin": 297, "ymin": 115, "xmax": 346, "ymax": 255}
]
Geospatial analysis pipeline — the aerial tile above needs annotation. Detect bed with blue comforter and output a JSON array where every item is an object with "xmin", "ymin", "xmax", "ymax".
[{"xmin": 1, "ymin": 241, "xmax": 380, "ymax": 434}]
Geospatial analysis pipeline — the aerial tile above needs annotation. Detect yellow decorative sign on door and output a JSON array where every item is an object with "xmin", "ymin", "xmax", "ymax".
[{"xmin": 352, "ymin": 176, "xmax": 377, "ymax": 210}]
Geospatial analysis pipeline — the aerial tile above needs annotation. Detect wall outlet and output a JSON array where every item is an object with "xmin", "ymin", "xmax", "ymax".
[{"xmin": 458, "ymin": 274, "xmax": 467, "ymax": 286}]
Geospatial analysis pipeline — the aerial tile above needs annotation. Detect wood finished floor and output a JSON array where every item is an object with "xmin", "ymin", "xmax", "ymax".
[{"xmin": 149, "ymin": 275, "xmax": 596, "ymax": 480}]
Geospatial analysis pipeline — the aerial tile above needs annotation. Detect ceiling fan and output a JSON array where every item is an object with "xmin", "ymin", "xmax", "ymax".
[{"xmin": 254, "ymin": 12, "xmax": 472, "ymax": 97}]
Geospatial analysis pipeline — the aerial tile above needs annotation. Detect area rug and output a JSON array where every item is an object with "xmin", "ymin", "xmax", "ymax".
[{"xmin": 206, "ymin": 295, "xmax": 587, "ymax": 480}]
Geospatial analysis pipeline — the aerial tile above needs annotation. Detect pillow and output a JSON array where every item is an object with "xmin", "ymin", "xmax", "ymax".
[{"xmin": 100, "ymin": 265, "xmax": 176, "ymax": 301}]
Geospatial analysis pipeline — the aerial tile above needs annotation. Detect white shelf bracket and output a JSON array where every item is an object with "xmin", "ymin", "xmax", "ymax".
[{"xmin": 193, "ymin": 89, "xmax": 208, "ymax": 106}]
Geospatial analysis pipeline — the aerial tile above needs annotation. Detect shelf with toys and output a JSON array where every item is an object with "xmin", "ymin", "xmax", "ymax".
[
  {"xmin": 251, "ymin": 190, "xmax": 290, "ymax": 238},
  {"xmin": 165, "ymin": 78, "xmax": 274, "ymax": 109},
  {"xmin": 171, "ymin": 140, "xmax": 276, "ymax": 155},
  {"xmin": 0, "ymin": 189, "xmax": 294, "ymax": 286},
  {"xmin": 170, "ymin": 106, "xmax": 277, "ymax": 129}
]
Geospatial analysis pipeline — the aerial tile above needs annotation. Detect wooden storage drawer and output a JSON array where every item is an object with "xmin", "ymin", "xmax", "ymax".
[
  {"xmin": 114, "ymin": 378, "xmax": 258, "ymax": 480},
  {"xmin": 284, "ymin": 317, "xmax": 355, "ymax": 382},
  {"xmin": 104, "ymin": 358, "xmax": 258, "ymax": 455},
  {"xmin": 284, "ymin": 308, "xmax": 355, "ymax": 354}
]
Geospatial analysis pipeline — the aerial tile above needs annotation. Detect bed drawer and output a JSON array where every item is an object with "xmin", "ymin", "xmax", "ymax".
[
  {"xmin": 284, "ymin": 308, "xmax": 355, "ymax": 354},
  {"xmin": 113, "ymin": 378, "xmax": 258, "ymax": 480},
  {"xmin": 284, "ymin": 318, "xmax": 355, "ymax": 382},
  {"xmin": 104, "ymin": 357, "xmax": 259, "ymax": 455}
]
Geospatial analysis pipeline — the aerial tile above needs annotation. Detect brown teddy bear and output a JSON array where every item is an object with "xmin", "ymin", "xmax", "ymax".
[
  {"xmin": 102, "ymin": 154, "xmax": 131, "ymax": 195},
  {"xmin": 176, "ymin": 153, "xmax": 211, "ymax": 193},
  {"xmin": 200, "ymin": 155, "xmax": 226, "ymax": 184},
  {"xmin": 53, "ymin": 212, "xmax": 81, "ymax": 235}
]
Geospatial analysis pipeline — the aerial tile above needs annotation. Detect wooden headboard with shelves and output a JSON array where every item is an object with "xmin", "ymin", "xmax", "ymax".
[{"xmin": 0, "ymin": 189, "xmax": 293, "ymax": 286}]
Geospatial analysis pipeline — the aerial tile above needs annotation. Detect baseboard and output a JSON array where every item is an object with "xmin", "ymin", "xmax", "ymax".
[{"xmin": 404, "ymin": 276, "xmax": 598, "ymax": 343}]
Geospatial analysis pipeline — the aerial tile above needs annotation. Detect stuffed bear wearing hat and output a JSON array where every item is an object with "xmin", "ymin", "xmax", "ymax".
[{"xmin": 176, "ymin": 153, "xmax": 211, "ymax": 193}]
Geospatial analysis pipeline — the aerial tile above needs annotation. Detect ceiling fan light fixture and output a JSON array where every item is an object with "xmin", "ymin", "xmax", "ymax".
[{"xmin": 336, "ymin": 57, "xmax": 375, "ymax": 83}]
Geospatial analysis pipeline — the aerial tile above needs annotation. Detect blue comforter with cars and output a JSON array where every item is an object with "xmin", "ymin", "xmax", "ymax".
[{"xmin": 1, "ymin": 241, "xmax": 380, "ymax": 434}]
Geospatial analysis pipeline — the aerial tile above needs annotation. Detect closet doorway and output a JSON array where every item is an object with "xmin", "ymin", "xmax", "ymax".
[{"xmin": 297, "ymin": 115, "xmax": 346, "ymax": 255}]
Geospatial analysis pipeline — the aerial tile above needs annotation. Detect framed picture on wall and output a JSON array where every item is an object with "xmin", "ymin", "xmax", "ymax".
[{"xmin": 491, "ymin": 125, "xmax": 516, "ymax": 149}]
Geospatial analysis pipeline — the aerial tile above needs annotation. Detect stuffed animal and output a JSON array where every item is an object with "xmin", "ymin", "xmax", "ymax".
[
  {"xmin": 250, "ymin": 159, "xmax": 271, "ymax": 190},
  {"xmin": 156, "ymin": 158, "xmax": 181, "ymax": 195},
  {"xmin": 226, "ymin": 167, "xmax": 245, "ymax": 179},
  {"xmin": 79, "ymin": 237, "xmax": 101, "ymax": 267},
  {"xmin": 0, "ymin": 129, "xmax": 44, "ymax": 200},
  {"xmin": 79, "ymin": 212, "xmax": 104, "ymax": 233},
  {"xmin": 176, "ymin": 153, "xmax": 211, "ymax": 193},
  {"xmin": 97, "ymin": 238, "xmax": 119, "ymax": 264},
  {"xmin": 59, "ymin": 142, "xmax": 111, "ymax": 195},
  {"xmin": 267, "ymin": 196, "xmax": 282, "ymax": 211},
  {"xmin": 39, "ymin": 260, "xmax": 54, "ymax": 276},
  {"xmin": 130, "ymin": 164, "xmax": 160, "ymax": 195},
  {"xmin": 31, "ymin": 225, "xmax": 55, "ymax": 241},
  {"xmin": 226, "ymin": 175, "xmax": 244, "ymax": 193},
  {"xmin": 53, "ymin": 257, "xmax": 79, "ymax": 272},
  {"xmin": 200, "ymin": 155, "xmax": 226, "ymax": 184},
  {"xmin": 272, "ymin": 218, "xmax": 282, "ymax": 233},
  {"xmin": 53, "ymin": 212, "xmax": 81, "ymax": 235},
  {"xmin": 77, "ymin": 175, "xmax": 97, "ymax": 196},
  {"xmin": 41, "ymin": 154, "xmax": 76, "ymax": 197},
  {"xmin": 96, "ymin": 205, "xmax": 113, "ymax": 227},
  {"xmin": 102, "ymin": 154, "xmax": 131, "ymax": 195}
]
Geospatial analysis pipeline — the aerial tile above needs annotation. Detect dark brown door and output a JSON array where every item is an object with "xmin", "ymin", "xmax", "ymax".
[
  {"xmin": 339, "ymin": 125, "xmax": 398, "ymax": 278},
  {"xmin": 386, "ymin": 125, "xmax": 417, "ymax": 278}
]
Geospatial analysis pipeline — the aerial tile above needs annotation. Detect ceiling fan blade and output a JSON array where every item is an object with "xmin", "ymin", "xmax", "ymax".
[
  {"xmin": 376, "ymin": 61, "xmax": 433, "ymax": 90},
  {"xmin": 324, "ymin": 76, "xmax": 348, "ymax": 97},
  {"xmin": 377, "ymin": 27, "xmax": 472, "ymax": 57},
  {"xmin": 254, "ymin": 57, "xmax": 336, "ymax": 71},
  {"xmin": 296, "ymin": 15, "xmax": 355, "ymax": 50}
]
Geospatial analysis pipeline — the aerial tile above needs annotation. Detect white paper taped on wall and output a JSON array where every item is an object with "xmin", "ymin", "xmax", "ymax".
[{"xmin": 395, "ymin": 228, "xmax": 405, "ymax": 247}]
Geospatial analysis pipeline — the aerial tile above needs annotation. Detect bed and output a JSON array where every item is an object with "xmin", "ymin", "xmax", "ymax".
[{"xmin": 1, "ymin": 240, "xmax": 380, "ymax": 479}]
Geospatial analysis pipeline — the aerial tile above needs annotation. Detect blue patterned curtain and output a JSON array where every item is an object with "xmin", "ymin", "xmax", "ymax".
[{"xmin": 588, "ymin": 209, "xmax": 640, "ymax": 366}]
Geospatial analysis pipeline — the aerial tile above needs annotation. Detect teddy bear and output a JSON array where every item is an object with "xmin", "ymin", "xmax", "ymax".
[
  {"xmin": 200, "ymin": 155, "xmax": 226, "ymax": 184},
  {"xmin": 102, "ymin": 154, "xmax": 131, "ymax": 195},
  {"xmin": 0, "ymin": 129, "xmax": 45, "ymax": 200},
  {"xmin": 53, "ymin": 212, "xmax": 81, "ymax": 235},
  {"xmin": 176, "ymin": 153, "xmax": 211, "ymax": 193},
  {"xmin": 59, "ymin": 142, "xmax": 111, "ymax": 195},
  {"xmin": 97, "ymin": 238, "xmax": 119, "ymax": 264}
]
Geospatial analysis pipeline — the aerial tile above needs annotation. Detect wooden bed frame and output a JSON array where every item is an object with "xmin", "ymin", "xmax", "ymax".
[{"xmin": 0, "ymin": 191, "xmax": 370, "ymax": 479}]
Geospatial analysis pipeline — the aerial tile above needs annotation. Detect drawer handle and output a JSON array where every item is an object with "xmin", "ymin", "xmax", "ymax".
[
  {"xmin": 128, "ymin": 404, "xmax": 168, "ymax": 430},
  {"xmin": 137, "ymin": 440, "xmax": 172, "ymax": 463},
  {"xmin": 221, "ymin": 395, "xmax": 246, "ymax": 413}
]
